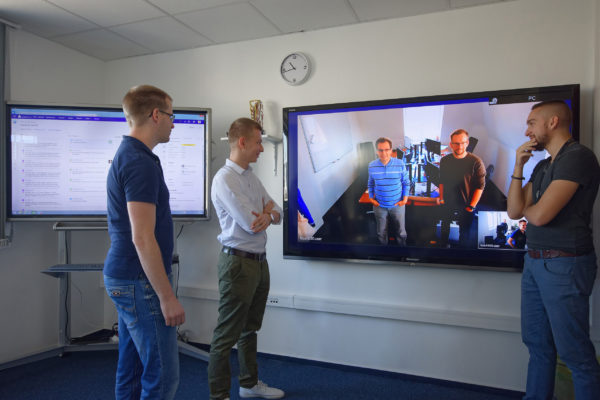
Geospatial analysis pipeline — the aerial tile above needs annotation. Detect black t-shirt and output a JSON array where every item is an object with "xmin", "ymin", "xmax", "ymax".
[
  {"xmin": 526, "ymin": 141, "xmax": 600, "ymax": 254},
  {"xmin": 509, "ymin": 229, "xmax": 527, "ymax": 249},
  {"xmin": 440, "ymin": 153, "xmax": 486, "ymax": 207}
]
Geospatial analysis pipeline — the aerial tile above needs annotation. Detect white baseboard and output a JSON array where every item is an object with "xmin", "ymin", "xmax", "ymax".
[{"xmin": 178, "ymin": 285, "xmax": 521, "ymax": 333}]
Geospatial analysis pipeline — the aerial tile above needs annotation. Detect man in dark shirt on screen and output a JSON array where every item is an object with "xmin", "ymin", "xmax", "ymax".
[
  {"xmin": 507, "ymin": 219, "xmax": 527, "ymax": 249},
  {"xmin": 508, "ymin": 100, "xmax": 600, "ymax": 399},
  {"xmin": 438, "ymin": 129, "xmax": 486, "ymax": 248}
]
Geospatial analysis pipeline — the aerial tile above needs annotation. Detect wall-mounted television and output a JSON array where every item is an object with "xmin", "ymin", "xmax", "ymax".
[
  {"xmin": 283, "ymin": 84, "xmax": 580, "ymax": 270},
  {"xmin": 6, "ymin": 103, "xmax": 211, "ymax": 221}
]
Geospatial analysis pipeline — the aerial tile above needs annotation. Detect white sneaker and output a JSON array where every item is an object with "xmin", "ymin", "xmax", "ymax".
[{"xmin": 239, "ymin": 380, "xmax": 284, "ymax": 399}]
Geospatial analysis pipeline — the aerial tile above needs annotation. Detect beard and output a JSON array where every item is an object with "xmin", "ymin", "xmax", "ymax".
[
  {"xmin": 533, "ymin": 142, "xmax": 545, "ymax": 151},
  {"xmin": 530, "ymin": 133, "xmax": 547, "ymax": 151}
]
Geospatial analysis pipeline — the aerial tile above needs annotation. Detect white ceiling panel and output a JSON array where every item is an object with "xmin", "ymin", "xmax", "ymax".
[
  {"xmin": 48, "ymin": 0, "xmax": 164, "ymax": 27},
  {"xmin": 147, "ymin": 0, "xmax": 244, "ymax": 15},
  {"xmin": 0, "ymin": 0, "xmax": 514, "ymax": 60},
  {"xmin": 175, "ymin": 2, "xmax": 280, "ymax": 44},
  {"xmin": 0, "ymin": 0, "xmax": 96, "ymax": 37},
  {"xmin": 111, "ymin": 16, "xmax": 212, "ymax": 53},
  {"xmin": 251, "ymin": 0, "xmax": 357, "ymax": 33},
  {"xmin": 53, "ymin": 29, "xmax": 150, "ymax": 60},
  {"xmin": 348, "ymin": 0, "xmax": 451, "ymax": 22}
]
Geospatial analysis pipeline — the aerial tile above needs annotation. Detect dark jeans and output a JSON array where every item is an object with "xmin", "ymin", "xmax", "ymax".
[
  {"xmin": 440, "ymin": 206, "xmax": 475, "ymax": 248},
  {"xmin": 521, "ymin": 252, "xmax": 600, "ymax": 400},
  {"xmin": 207, "ymin": 252, "xmax": 270, "ymax": 400},
  {"xmin": 373, "ymin": 205, "xmax": 407, "ymax": 245}
]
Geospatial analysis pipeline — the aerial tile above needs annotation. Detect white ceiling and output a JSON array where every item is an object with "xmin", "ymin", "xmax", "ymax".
[{"xmin": 0, "ymin": 0, "xmax": 512, "ymax": 61}]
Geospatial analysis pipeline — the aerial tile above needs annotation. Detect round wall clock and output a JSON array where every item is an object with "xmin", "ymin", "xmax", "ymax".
[{"xmin": 280, "ymin": 52, "xmax": 311, "ymax": 85}]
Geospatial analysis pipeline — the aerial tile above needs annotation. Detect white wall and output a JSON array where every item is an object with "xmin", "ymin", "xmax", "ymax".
[
  {"xmin": 101, "ymin": 0, "xmax": 598, "ymax": 391},
  {"xmin": 2, "ymin": 0, "xmax": 599, "ymax": 393},
  {"xmin": 0, "ymin": 30, "xmax": 107, "ymax": 362}
]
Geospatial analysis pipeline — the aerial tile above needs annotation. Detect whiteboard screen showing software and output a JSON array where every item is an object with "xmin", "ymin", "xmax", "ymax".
[{"xmin": 7, "ymin": 104, "xmax": 210, "ymax": 220}]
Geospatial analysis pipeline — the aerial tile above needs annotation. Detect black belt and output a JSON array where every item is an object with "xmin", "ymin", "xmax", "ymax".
[
  {"xmin": 222, "ymin": 246, "xmax": 266, "ymax": 262},
  {"xmin": 527, "ymin": 249, "xmax": 577, "ymax": 259}
]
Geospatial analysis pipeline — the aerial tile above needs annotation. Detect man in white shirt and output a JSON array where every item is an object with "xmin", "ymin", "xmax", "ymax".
[{"xmin": 208, "ymin": 118, "xmax": 284, "ymax": 400}]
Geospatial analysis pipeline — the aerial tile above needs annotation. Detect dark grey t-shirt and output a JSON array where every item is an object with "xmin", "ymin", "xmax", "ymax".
[
  {"xmin": 439, "ymin": 152, "xmax": 486, "ymax": 207},
  {"xmin": 526, "ymin": 141, "xmax": 600, "ymax": 254}
]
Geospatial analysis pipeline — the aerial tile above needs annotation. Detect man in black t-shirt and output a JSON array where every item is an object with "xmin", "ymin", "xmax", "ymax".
[
  {"xmin": 438, "ymin": 129, "xmax": 486, "ymax": 248},
  {"xmin": 507, "ymin": 100, "xmax": 600, "ymax": 399}
]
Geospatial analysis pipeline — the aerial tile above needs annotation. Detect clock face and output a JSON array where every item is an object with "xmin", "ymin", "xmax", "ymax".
[{"xmin": 280, "ymin": 53, "xmax": 310, "ymax": 85}]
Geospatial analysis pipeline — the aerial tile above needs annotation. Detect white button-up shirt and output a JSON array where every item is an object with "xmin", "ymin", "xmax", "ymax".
[{"xmin": 211, "ymin": 158, "xmax": 282, "ymax": 254}]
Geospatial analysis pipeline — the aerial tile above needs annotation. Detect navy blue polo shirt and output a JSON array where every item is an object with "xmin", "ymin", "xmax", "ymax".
[{"xmin": 104, "ymin": 136, "xmax": 173, "ymax": 279}]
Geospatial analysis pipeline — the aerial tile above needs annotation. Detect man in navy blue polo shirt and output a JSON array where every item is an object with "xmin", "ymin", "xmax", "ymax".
[{"xmin": 104, "ymin": 85, "xmax": 185, "ymax": 400}]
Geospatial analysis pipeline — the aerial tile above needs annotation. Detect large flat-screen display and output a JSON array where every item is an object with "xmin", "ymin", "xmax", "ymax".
[
  {"xmin": 6, "ymin": 103, "xmax": 211, "ymax": 221},
  {"xmin": 284, "ymin": 84, "xmax": 580, "ymax": 270}
]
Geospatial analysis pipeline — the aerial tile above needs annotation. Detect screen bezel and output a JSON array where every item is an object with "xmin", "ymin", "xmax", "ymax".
[
  {"xmin": 5, "ymin": 102, "xmax": 212, "ymax": 222},
  {"xmin": 283, "ymin": 84, "xmax": 580, "ymax": 271}
]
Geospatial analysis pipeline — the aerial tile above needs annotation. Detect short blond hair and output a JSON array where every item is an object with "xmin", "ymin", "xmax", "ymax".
[
  {"xmin": 227, "ymin": 118, "xmax": 262, "ymax": 145},
  {"xmin": 122, "ymin": 85, "xmax": 172, "ymax": 127}
]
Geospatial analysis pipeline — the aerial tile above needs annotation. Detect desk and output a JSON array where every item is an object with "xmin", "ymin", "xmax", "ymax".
[
  {"xmin": 358, "ymin": 191, "xmax": 443, "ymax": 246},
  {"xmin": 358, "ymin": 190, "xmax": 440, "ymax": 206}
]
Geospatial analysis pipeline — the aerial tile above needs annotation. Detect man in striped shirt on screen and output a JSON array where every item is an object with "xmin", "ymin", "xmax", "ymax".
[{"xmin": 368, "ymin": 137, "xmax": 411, "ymax": 246}]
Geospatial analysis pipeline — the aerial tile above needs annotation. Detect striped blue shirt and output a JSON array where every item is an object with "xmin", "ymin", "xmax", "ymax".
[{"xmin": 368, "ymin": 158, "xmax": 410, "ymax": 208}]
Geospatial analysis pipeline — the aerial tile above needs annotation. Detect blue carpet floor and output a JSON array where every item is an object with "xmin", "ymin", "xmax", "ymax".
[{"xmin": 0, "ymin": 349, "xmax": 523, "ymax": 399}]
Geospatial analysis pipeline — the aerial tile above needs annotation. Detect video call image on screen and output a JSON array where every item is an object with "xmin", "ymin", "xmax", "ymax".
[
  {"xmin": 9, "ymin": 106, "xmax": 207, "ymax": 218},
  {"xmin": 290, "ymin": 97, "xmax": 572, "ymax": 253}
]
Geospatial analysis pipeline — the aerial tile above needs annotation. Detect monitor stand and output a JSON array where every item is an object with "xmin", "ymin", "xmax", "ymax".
[{"xmin": 0, "ymin": 221, "xmax": 207, "ymax": 371}]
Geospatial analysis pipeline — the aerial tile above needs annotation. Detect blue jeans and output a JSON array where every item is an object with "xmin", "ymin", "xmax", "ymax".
[
  {"xmin": 104, "ymin": 273, "xmax": 179, "ymax": 400},
  {"xmin": 521, "ymin": 252, "xmax": 600, "ymax": 400},
  {"xmin": 373, "ymin": 205, "xmax": 406, "ymax": 245}
]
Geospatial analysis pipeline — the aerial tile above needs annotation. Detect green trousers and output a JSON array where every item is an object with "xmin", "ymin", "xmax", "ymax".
[{"xmin": 207, "ymin": 251, "xmax": 270, "ymax": 400}]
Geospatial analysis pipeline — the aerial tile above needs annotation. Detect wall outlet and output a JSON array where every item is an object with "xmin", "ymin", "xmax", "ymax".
[
  {"xmin": 268, "ymin": 297, "xmax": 280, "ymax": 305},
  {"xmin": 266, "ymin": 294, "xmax": 293, "ymax": 308}
]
